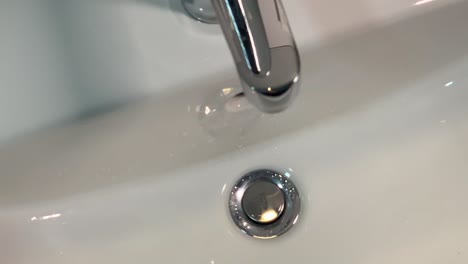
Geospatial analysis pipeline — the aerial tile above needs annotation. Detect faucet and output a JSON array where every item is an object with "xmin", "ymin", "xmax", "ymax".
[{"xmin": 182, "ymin": 0, "xmax": 300, "ymax": 113}]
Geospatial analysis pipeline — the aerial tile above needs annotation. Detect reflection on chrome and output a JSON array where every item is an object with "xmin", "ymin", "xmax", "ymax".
[
  {"xmin": 293, "ymin": 215, "xmax": 299, "ymax": 225},
  {"xmin": 260, "ymin": 209, "xmax": 279, "ymax": 223}
]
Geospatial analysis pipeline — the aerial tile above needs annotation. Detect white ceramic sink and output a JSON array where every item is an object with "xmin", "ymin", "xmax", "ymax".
[{"xmin": 1, "ymin": 0, "xmax": 468, "ymax": 263}]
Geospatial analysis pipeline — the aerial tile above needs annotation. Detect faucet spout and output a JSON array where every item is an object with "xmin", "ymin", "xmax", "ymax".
[{"xmin": 184, "ymin": 0, "xmax": 300, "ymax": 113}]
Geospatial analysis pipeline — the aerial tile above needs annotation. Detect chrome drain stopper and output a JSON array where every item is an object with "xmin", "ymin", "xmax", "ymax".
[{"xmin": 229, "ymin": 169, "xmax": 301, "ymax": 239}]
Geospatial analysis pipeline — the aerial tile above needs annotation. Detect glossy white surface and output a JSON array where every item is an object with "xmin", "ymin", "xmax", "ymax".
[
  {"xmin": 1, "ymin": 0, "xmax": 468, "ymax": 263},
  {"xmin": 0, "ymin": 0, "xmax": 461, "ymax": 143}
]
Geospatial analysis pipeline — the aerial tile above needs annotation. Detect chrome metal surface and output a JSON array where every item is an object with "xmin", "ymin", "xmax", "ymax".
[
  {"xmin": 229, "ymin": 169, "xmax": 301, "ymax": 239},
  {"xmin": 182, "ymin": 0, "xmax": 301, "ymax": 113},
  {"xmin": 182, "ymin": 0, "xmax": 217, "ymax": 24},
  {"xmin": 242, "ymin": 181, "xmax": 285, "ymax": 224}
]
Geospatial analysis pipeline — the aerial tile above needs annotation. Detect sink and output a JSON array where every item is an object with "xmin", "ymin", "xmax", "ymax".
[{"xmin": 1, "ymin": 0, "xmax": 468, "ymax": 263}]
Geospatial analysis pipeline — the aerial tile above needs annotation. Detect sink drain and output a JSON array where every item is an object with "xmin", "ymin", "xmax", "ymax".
[{"xmin": 229, "ymin": 169, "xmax": 301, "ymax": 239}]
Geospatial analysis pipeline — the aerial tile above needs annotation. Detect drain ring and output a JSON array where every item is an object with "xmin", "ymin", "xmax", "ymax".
[{"xmin": 229, "ymin": 169, "xmax": 301, "ymax": 239}]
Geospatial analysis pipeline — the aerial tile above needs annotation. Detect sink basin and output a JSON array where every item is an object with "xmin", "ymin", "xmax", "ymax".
[{"xmin": 1, "ymin": 0, "xmax": 468, "ymax": 263}]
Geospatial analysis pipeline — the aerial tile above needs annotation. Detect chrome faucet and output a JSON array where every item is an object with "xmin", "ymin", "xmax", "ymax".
[{"xmin": 182, "ymin": 0, "xmax": 300, "ymax": 113}]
